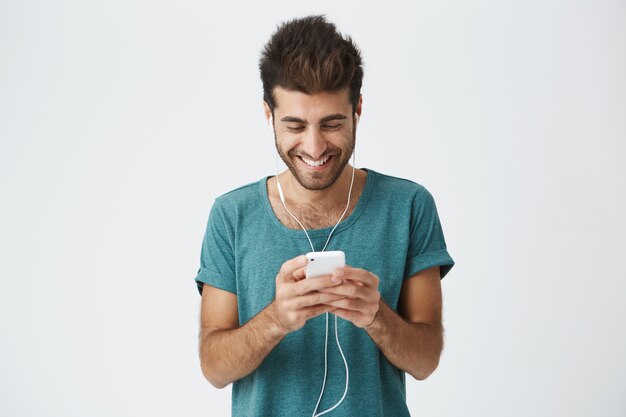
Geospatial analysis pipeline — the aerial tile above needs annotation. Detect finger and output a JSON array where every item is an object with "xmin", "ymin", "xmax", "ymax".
[
  {"xmin": 276, "ymin": 255, "xmax": 308, "ymax": 283},
  {"xmin": 293, "ymin": 292, "xmax": 347, "ymax": 310},
  {"xmin": 302, "ymin": 304, "xmax": 339, "ymax": 321},
  {"xmin": 289, "ymin": 273, "xmax": 342, "ymax": 297},
  {"xmin": 342, "ymin": 278, "xmax": 364, "ymax": 287},
  {"xmin": 339, "ymin": 266, "xmax": 378, "ymax": 288},
  {"xmin": 323, "ymin": 297, "xmax": 365, "ymax": 312},
  {"xmin": 330, "ymin": 267, "xmax": 366, "ymax": 285},
  {"xmin": 317, "ymin": 283, "xmax": 372, "ymax": 300},
  {"xmin": 292, "ymin": 266, "xmax": 307, "ymax": 281},
  {"xmin": 330, "ymin": 307, "xmax": 361, "ymax": 323}
]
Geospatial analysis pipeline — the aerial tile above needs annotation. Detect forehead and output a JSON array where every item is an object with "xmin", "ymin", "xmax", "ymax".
[{"xmin": 272, "ymin": 86, "xmax": 351, "ymax": 117}]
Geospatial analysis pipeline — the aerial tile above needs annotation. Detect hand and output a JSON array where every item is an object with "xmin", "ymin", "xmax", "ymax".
[
  {"xmin": 272, "ymin": 255, "xmax": 347, "ymax": 334},
  {"xmin": 317, "ymin": 265, "xmax": 381, "ymax": 328}
]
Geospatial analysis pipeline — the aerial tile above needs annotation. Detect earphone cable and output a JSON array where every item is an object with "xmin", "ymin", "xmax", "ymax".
[{"xmin": 271, "ymin": 114, "xmax": 357, "ymax": 416}]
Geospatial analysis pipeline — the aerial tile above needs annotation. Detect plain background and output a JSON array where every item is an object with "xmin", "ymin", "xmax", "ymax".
[{"xmin": 1, "ymin": 1, "xmax": 625, "ymax": 416}]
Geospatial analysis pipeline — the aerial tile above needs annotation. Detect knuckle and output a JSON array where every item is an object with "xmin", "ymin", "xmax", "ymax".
[
  {"xmin": 296, "ymin": 282, "xmax": 308, "ymax": 295},
  {"xmin": 277, "ymin": 287, "xmax": 290, "ymax": 301},
  {"xmin": 371, "ymin": 275, "xmax": 379, "ymax": 288},
  {"xmin": 282, "ymin": 299, "xmax": 293, "ymax": 311},
  {"xmin": 286, "ymin": 311, "xmax": 297, "ymax": 323}
]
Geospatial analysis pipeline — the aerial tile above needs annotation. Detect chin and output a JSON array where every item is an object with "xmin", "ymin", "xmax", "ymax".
[{"xmin": 298, "ymin": 177, "xmax": 337, "ymax": 191}]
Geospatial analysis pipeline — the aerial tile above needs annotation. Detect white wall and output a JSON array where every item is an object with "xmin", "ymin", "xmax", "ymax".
[{"xmin": 1, "ymin": 1, "xmax": 624, "ymax": 416}]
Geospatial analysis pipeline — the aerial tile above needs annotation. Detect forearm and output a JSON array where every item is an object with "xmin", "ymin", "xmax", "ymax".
[
  {"xmin": 365, "ymin": 300, "xmax": 443, "ymax": 380},
  {"xmin": 199, "ymin": 301, "xmax": 286, "ymax": 388}
]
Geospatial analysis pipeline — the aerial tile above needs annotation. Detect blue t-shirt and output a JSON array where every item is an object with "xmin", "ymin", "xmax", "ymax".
[{"xmin": 194, "ymin": 168, "xmax": 455, "ymax": 416}]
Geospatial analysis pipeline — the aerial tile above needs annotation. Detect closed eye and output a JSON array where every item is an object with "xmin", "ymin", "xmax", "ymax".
[{"xmin": 286, "ymin": 124, "xmax": 341, "ymax": 132}]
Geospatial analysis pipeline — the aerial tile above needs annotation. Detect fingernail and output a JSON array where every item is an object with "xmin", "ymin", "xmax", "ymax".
[
  {"xmin": 332, "ymin": 277, "xmax": 342, "ymax": 284},
  {"xmin": 334, "ymin": 268, "xmax": 344, "ymax": 277}
]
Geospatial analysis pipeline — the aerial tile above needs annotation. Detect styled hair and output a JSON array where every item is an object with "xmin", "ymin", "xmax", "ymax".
[{"xmin": 259, "ymin": 15, "xmax": 364, "ymax": 114}]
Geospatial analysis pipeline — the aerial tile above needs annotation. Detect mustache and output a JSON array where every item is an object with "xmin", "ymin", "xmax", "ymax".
[
  {"xmin": 288, "ymin": 149, "xmax": 339, "ymax": 160},
  {"xmin": 292, "ymin": 153, "xmax": 334, "ymax": 160}
]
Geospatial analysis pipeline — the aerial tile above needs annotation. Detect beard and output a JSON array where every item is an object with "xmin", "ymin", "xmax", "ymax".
[{"xmin": 274, "ymin": 133, "xmax": 355, "ymax": 191}]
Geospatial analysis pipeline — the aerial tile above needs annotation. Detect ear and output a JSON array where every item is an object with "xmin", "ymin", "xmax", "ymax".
[
  {"xmin": 355, "ymin": 94, "xmax": 363, "ymax": 118},
  {"xmin": 263, "ymin": 100, "xmax": 272, "ymax": 125}
]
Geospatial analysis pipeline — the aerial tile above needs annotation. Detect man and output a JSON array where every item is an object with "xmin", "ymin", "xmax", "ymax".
[{"xmin": 195, "ymin": 15, "xmax": 455, "ymax": 417}]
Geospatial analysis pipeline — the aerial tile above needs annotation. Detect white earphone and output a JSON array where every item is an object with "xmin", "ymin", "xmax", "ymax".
[{"xmin": 268, "ymin": 111, "xmax": 358, "ymax": 416}]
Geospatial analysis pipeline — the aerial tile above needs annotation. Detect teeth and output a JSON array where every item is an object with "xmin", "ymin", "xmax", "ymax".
[{"xmin": 301, "ymin": 156, "xmax": 330, "ymax": 167}]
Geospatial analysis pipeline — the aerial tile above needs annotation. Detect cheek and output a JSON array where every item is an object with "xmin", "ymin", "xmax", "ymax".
[{"xmin": 276, "ymin": 138, "xmax": 298, "ymax": 155}]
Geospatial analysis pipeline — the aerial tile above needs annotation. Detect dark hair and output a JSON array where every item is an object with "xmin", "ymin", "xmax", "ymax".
[{"xmin": 259, "ymin": 15, "xmax": 364, "ymax": 114}]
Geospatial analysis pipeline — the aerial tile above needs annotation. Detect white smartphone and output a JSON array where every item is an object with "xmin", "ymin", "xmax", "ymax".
[{"xmin": 305, "ymin": 251, "xmax": 345, "ymax": 279}]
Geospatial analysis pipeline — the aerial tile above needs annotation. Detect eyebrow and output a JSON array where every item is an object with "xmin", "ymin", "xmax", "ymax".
[{"xmin": 280, "ymin": 114, "xmax": 347, "ymax": 124}]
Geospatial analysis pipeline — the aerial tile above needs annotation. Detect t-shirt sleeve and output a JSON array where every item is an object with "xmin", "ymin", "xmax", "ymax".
[
  {"xmin": 194, "ymin": 199, "xmax": 237, "ymax": 296},
  {"xmin": 403, "ymin": 186, "xmax": 455, "ymax": 280}
]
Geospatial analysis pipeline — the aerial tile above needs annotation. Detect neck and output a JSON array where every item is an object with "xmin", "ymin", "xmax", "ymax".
[{"xmin": 279, "ymin": 164, "xmax": 358, "ymax": 207}]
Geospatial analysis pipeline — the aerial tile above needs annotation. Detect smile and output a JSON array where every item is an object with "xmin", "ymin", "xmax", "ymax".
[{"xmin": 299, "ymin": 155, "xmax": 330, "ymax": 167}]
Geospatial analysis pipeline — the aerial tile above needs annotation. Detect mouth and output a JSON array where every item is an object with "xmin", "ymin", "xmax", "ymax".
[{"xmin": 296, "ymin": 155, "xmax": 334, "ymax": 171}]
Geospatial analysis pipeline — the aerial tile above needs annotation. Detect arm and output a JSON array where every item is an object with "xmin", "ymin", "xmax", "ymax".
[
  {"xmin": 198, "ymin": 283, "xmax": 287, "ymax": 389},
  {"xmin": 365, "ymin": 266, "xmax": 444, "ymax": 380},
  {"xmin": 198, "ymin": 256, "xmax": 345, "ymax": 388}
]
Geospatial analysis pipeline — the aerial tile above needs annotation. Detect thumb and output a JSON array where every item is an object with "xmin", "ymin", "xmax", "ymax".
[{"xmin": 276, "ymin": 254, "xmax": 308, "ymax": 283}]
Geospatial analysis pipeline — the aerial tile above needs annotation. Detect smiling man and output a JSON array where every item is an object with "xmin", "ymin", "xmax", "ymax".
[{"xmin": 194, "ymin": 15, "xmax": 455, "ymax": 417}]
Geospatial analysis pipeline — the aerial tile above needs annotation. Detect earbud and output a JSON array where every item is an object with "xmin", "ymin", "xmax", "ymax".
[
  {"xmin": 277, "ymin": 180, "xmax": 285, "ymax": 203},
  {"xmin": 354, "ymin": 113, "xmax": 360, "ymax": 127},
  {"xmin": 269, "ymin": 112, "xmax": 284, "ymax": 202}
]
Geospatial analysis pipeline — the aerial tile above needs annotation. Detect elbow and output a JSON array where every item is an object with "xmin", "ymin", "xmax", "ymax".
[
  {"xmin": 199, "ymin": 334, "xmax": 231, "ymax": 389},
  {"xmin": 410, "ymin": 359, "xmax": 439, "ymax": 381},
  {"xmin": 201, "ymin": 362, "xmax": 231, "ymax": 389},
  {"xmin": 410, "ymin": 323, "xmax": 443, "ymax": 381},
  {"xmin": 207, "ymin": 376, "xmax": 230, "ymax": 390},
  {"xmin": 409, "ymin": 355, "xmax": 440, "ymax": 380}
]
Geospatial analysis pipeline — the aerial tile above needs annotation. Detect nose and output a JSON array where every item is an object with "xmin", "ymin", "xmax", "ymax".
[{"xmin": 300, "ymin": 126, "xmax": 327, "ymax": 160}]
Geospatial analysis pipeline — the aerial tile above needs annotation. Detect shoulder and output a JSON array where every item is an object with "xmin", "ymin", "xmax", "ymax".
[
  {"xmin": 367, "ymin": 170, "xmax": 444, "ymax": 236},
  {"xmin": 215, "ymin": 178, "xmax": 261, "ymax": 204},
  {"xmin": 209, "ymin": 176, "xmax": 267, "ymax": 220},
  {"xmin": 368, "ymin": 169, "xmax": 434, "ymax": 203}
]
